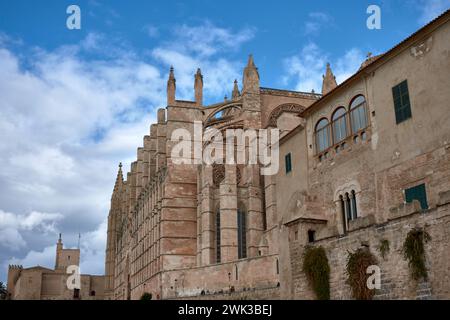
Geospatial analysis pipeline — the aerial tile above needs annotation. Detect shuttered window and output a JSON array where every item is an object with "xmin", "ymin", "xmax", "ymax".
[
  {"xmin": 405, "ymin": 183, "xmax": 428, "ymax": 210},
  {"xmin": 392, "ymin": 80, "xmax": 412, "ymax": 124},
  {"xmin": 285, "ymin": 153, "xmax": 292, "ymax": 174}
]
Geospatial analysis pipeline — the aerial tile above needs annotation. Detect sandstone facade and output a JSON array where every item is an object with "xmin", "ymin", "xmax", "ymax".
[
  {"xmin": 105, "ymin": 10, "xmax": 450, "ymax": 300},
  {"xmin": 7, "ymin": 235, "xmax": 106, "ymax": 300},
  {"xmin": 278, "ymin": 10, "xmax": 450, "ymax": 299}
]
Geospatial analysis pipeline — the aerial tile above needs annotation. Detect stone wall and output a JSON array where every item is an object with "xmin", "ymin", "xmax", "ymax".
[
  {"xmin": 178, "ymin": 286, "xmax": 280, "ymax": 300},
  {"xmin": 289, "ymin": 202, "xmax": 450, "ymax": 300},
  {"xmin": 161, "ymin": 254, "xmax": 280, "ymax": 300}
]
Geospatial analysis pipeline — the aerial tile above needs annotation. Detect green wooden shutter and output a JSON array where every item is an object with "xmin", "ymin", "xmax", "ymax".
[
  {"xmin": 392, "ymin": 80, "xmax": 412, "ymax": 124},
  {"xmin": 285, "ymin": 153, "xmax": 292, "ymax": 174},
  {"xmin": 405, "ymin": 183, "xmax": 428, "ymax": 210}
]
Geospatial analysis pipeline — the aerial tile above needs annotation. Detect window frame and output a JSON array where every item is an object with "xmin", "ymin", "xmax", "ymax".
[
  {"xmin": 404, "ymin": 183, "xmax": 428, "ymax": 210},
  {"xmin": 285, "ymin": 153, "xmax": 292, "ymax": 174},
  {"xmin": 315, "ymin": 118, "xmax": 331, "ymax": 154},
  {"xmin": 349, "ymin": 95, "xmax": 368, "ymax": 134},
  {"xmin": 392, "ymin": 80, "xmax": 412, "ymax": 124},
  {"xmin": 331, "ymin": 107, "xmax": 348, "ymax": 144},
  {"xmin": 237, "ymin": 208, "xmax": 247, "ymax": 259},
  {"xmin": 314, "ymin": 95, "xmax": 370, "ymax": 158}
]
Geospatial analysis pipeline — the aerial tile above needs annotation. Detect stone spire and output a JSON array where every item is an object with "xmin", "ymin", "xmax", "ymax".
[
  {"xmin": 194, "ymin": 68, "xmax": 203, "ymax": 106},
  {"xmin": 55, "ymin": 233, "xmax": 63, "ymax": 269},
  {"xmin": 242, "ymin": 54, "xmax": 260, "ymax": 94},
  {"xmin": 114, "ymin": 162, "xmax": 123, "ymax": 191},
  {"xmin": 321, "ymin": 63, "xmax": 337, "ymax": 95},
  {"xmin": 232, "ymin": 79, "xmax": 240, "ymax": 99},
  {"xmin": 167, "ymin": 66, "xmax": 176, "ymax": 105}
]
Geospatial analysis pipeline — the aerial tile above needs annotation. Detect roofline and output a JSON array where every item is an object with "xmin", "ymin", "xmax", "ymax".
[
  {"xmin": 260, "ymin": 87, "xmax": 322, "ymax": 99},
  {"xmin": 301, "ymin": 9, "xmax": 450, "ymax": 117}
]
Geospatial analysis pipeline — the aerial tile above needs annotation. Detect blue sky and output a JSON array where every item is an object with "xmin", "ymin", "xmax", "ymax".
[{"xmin": 0, "ymin": 0, "xmax": 449, "ymax": 283}]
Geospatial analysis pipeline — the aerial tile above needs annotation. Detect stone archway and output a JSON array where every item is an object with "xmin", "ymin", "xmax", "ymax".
[{"xmin": 266, "ymin": 103, "xmax": 305, "ymax": 128}]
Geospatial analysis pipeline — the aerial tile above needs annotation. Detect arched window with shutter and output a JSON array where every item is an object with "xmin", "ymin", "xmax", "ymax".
[
  {"xmin": 332, "ymin": 107, "xmax": 348, "ymax": 143},
  {"xmin": 315, "ymin": 118, "xmax": 331, "ymax": 153},
  {"xmin": 349, "ymin": 95, "xmax": 368, "ymax": 133}
]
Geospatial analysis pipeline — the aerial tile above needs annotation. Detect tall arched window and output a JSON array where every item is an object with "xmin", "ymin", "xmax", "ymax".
[
  {"xmin": 215, "ymin": 208, "xmax": 221, "ymax": 263},
  {"xmin": 315, "ymin": 118, "xmax": 330, "ymax": 153},
  {"xmin": 237, "ymin": 208, "xmax": 247, "ymax": 259},
  {"xmin": 332, "ymin": 107, "xmax": 348, "ymax": 143},
  {"xmin": 350, "ymin": 190, "xmax": 358, "ymax": 220},
  {"xmin": 349, "ymin": 95, "xmax": 368, "ymax": 133},
  {"xmin": 339, "ymin": 190, "xmax": 358, "ymax": 232}
]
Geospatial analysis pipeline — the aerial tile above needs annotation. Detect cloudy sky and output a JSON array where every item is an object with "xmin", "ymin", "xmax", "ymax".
[{"xmin": 0, "ymin": 0, "xmax": 448, "ymax": 283}]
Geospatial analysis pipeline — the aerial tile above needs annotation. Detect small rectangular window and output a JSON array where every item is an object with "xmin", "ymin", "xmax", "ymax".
[
  {"xmin": 308, "ymin": 230, "xmax": 316, "ymax": 243},
  {"xmin": 285, "ymin": 153, "xmax": 292, "ymax": 174},
  {"xmin": 405, "ymin": 183, "xmax": 428, "ymax": 210},
  {"xmin": 392, "ymin": 80, "xmax": 412, "ymax": 124}
]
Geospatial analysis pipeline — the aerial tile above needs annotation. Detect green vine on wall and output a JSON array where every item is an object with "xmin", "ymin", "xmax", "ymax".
[
  {"xmin": 140, "ymin": 292, "xmax": 153, "ymax": 300},
  {"xmin": 378, "ymin": 239, "xmax": 390, "ymax": 260},
  {"xmin": 402, "ymin": 228, "xmax": 431, "ymax": 281},
  {"xmin": 302, "ymin": 246, "xmax": 330, "ymax": 300},
  {"xmin": 346, "ymin": 247, "xmax": 378, "ymax": 300}
]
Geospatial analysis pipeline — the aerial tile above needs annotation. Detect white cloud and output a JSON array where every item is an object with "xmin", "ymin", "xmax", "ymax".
[
  {"xmin": 303, "ymin": 12, "xmax": 333, "ymax": 36},
  {"xmin": 282, "ymin": 43, "xmax": 367, "ymax": 93},
  {"xmin": 0, "ymin": 21, "xmax": 255, "ymax": 282},
  {"xmin": 171, "ymin": 22, "xmax": 255, "ymax": 57},
  {"xmin": 0, "ymin": 210, "xmax": 63, "ymax": 251},
  {"xmin": 143, "ymin": 25, "xmax": 159, "ymax": 38},
  {"xmin": 0, "ymin": 36, "xmax": 164, "ymax": 280},
  {"xmin": 0, "ymin": 228, "xmax": 26, "ymax": 252},
  {"xmin": 6, "ymin": 245, "xmax": 56, "ymax": 270},
  {"xmin": 151, "ymin": 22, "xmax": 255, "ymax": 103},
  {"xmin": 416, "ymin": 0, "xmax": 450, "ymax": 25},
  {"xmin": 79, "ymin": 219, "xmax": 108, "ymax": 275}
]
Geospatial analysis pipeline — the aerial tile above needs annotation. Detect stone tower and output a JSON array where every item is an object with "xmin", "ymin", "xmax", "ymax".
[
  {"xmin": 242, "ymin": 54, "xmax": 262, "ymax": 128},
  {"xmin": 54, "ymin": 234, "xmax": 80, "ymax": 271}
]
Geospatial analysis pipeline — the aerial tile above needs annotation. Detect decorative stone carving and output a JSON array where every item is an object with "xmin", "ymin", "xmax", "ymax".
[
  {"xmin": 212, "ymin": 163, "xmax": 225, "ymax": 186},
  {"xmin": 266, "ymin": 103, "xmax": 305, "ymax": 127},
  {"xmin": 237, "ymin": 166, "xmax": 242, "ymax": 185},
  {"xmin": 410, "ymin": 36, "xmax": 433, "ymax": 59}
]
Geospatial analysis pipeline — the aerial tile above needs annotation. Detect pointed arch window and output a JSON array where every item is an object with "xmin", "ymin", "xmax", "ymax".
[
  {"xmin": 237, "ymin": 208, "xmax": 247, "ymax": 259},
  {"xmin": 332, "ymin": 107, "xmax": 348, "ymax": 143},
  {"xmin": 315, "ymin": 118, "xmax": 330, "ymax": 153},
  {"xmin": 349, "ymin": 95, "xmax": 368, "ymax": 133},
  {"xmin": 216, "ymin": 208, "xmax": 221, "ymax": 263}
]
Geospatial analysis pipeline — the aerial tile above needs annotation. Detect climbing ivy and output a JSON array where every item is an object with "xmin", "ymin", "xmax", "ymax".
[
  {"xmin": 378, "ymin": 239, "xmax": 390, "ymax": 260},
  {"xmin": 140, "ymin": 292, "xmax": 152, "ymax": 300},
  {"xmin": 302, "ymin": 246, "xmax": 330, "ymax": 300},
  {"xmin": 346, "ymin": 247, "xmax": 377, "ymax": 300},
  {"xmin": 402, "ymin": 228, "xmax": 431, "ymax": 281}
]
